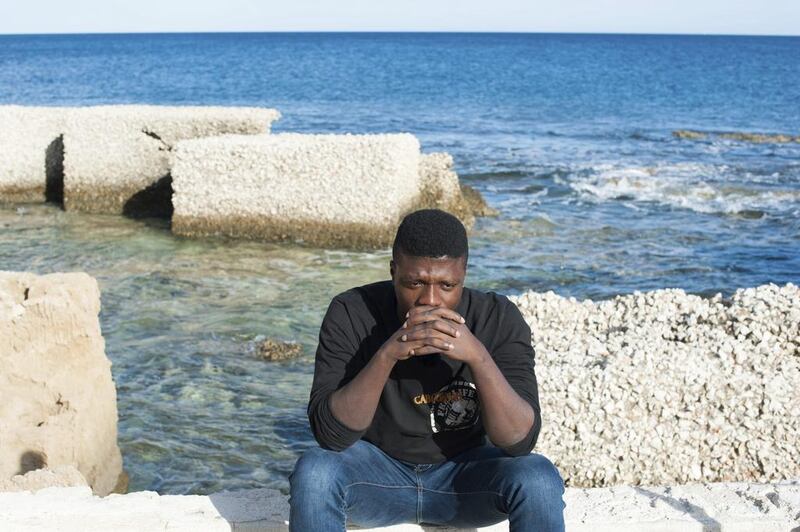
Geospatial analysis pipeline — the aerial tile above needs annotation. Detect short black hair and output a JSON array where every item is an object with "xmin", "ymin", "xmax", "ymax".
[{"xmin": 392, "ymin": 209, "xmax": 468, "ymax": 263}]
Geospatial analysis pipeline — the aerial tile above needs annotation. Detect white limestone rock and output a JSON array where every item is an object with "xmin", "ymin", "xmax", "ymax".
[{"xmin": 0, "ymin": 271, "xmax": 124, "ymax": 496}]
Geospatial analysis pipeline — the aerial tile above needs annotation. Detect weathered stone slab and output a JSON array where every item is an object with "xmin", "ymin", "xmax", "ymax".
[
  {"xmin": 0, "ymin": 479, "xmax": 797, "ymax": 531},
  {"xmin": 171, "ymin": 133, "xmax": 424, "ymax": 249},
  {"xmin": 0, "ymin": 271, "xmax": 123, "ymax": 496}
]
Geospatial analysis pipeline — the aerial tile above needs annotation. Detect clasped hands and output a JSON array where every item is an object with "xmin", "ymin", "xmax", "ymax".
[{"xmin": 380, "ymin": 305, "xmax": 489, "ymax": 365}]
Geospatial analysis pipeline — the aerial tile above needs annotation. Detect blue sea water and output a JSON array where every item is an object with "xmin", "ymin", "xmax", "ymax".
[{"xmin": 1, "ymin": 33, "xmax": 799, "ymax": 494}]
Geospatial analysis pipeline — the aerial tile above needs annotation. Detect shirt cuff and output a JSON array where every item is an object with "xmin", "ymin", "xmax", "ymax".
[{"xmin": 312, "ymin": 393, "xmax": 366, "ymax": 451}]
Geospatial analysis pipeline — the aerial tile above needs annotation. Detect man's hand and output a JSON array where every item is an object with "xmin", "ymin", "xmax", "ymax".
[{"xmin": 381, "ymin": 305, "xmax": 490, "ymax": 365}]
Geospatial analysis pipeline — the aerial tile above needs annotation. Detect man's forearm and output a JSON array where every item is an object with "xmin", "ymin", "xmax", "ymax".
[
  {"xmin": 329, "ymin": 349, "xmax": 396, "ymax": 431},
  {"xmin": 469, "ymin": 351, "xmax": 535, "ymax": 448}
]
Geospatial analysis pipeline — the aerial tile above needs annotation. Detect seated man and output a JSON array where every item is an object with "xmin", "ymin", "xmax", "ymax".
[{"xmin": 290, "ymin": 209, "xmax": 566, "ymax": 531}]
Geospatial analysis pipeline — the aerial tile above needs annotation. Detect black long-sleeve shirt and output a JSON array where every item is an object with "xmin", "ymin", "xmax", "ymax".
[{"xmin": 308, "ymin": 280, "xmax": 542, "ymax": 464}]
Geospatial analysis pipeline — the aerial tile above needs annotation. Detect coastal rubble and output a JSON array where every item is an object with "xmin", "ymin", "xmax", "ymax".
[
  {"xmin": 0, "ymin": 478, "xmax": 797, "ymax": 531},
  {"xmin": 172, "ymin": 133, "xmax": 474, "ymax": 248},
  {"xmin": 508, "ymin": 282, "xmax": 800, "ymax": 489},
  {"xmin": 0, "ymin": 271, "xmax": 124, "ymax": 496}
]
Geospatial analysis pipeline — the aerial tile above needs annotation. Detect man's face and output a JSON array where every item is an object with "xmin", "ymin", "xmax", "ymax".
[{"xmin": 390, "ymin": 251, "xmax": 467, "ymax": 321}]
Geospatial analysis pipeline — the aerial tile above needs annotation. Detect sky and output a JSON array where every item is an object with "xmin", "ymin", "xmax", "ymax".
[{"xmin": 1, "ymin": 0, "xmax": 798, "ymax": 36}]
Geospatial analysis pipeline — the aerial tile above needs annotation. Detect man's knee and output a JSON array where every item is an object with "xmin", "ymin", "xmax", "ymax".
[
  {"xmin": 289, "ymin": 446, "xmax": 345, "ymax": 494},
  {"xmin": 502, "ymin": 453, "xmax": 565, "ymax": 500}
]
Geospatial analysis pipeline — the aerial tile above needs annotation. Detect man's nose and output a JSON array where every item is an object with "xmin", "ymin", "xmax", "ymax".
[{"xmin": 417, "ymin": 285, "xmax": 441, "ymax": 307}]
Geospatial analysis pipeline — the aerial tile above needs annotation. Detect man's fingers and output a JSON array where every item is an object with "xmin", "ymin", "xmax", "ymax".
[
  {"xmin": 410, "ymin": 345, "xmax": 449, "ymax": 357},
  {"xmin": 399, "ymin": 336, "xmax": 454, "ymax": 352},
  {"xmin": 401, "ymin": 319, "xmax": 460, "ymax": 339},
  {"xmin": 405, "ymin": 306, "xmax": 465, "ymax": 326}
]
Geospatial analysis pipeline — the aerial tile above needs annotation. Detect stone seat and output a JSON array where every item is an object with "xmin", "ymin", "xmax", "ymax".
[{"xmin": 1, "ymin": 479, "xmax": 798, "ymax": 531}]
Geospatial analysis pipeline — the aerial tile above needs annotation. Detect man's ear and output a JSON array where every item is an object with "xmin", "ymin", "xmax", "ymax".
[{"xmin": 389, "ymin": 259, "xmax": 396, "ymax": 279}]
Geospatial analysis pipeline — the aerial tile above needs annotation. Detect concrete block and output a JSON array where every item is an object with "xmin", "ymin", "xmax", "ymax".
[
  {"xmin": 0, "ymin": 106, "xmax": 68, "ymax": 203},
  {"xmin": 63, "ymin": 106, "xmax": 280, "ymax": 215},
  {"xmin": 171, "ymin": 133, "xmax": 423, "ymax": 249}
]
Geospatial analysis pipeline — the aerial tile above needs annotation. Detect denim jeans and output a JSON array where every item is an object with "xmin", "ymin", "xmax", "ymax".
[{"xmin": 288, "ymin": 440, "xmax": 566, "ymax": 531}]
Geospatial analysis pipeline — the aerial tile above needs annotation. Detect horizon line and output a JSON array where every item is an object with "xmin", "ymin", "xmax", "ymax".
[{"xmin": 1, "ymin": 30, "xmax": 799, "ymax": 38}]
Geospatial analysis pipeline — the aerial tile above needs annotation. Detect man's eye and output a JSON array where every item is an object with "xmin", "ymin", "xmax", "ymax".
[{"xmin": 443, "ymin": 283, "xmax": 456, "ymax": 290}]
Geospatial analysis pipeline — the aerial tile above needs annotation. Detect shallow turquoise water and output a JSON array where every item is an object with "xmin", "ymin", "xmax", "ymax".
[{"xmin": 1, "ymin": 205, "xmax": 391, "ymax": 493}]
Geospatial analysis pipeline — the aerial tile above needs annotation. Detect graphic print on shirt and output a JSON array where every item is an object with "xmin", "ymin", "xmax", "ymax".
[{"xmin": 413, "ymin": 379, "xmax": 480, "ymax": 433}]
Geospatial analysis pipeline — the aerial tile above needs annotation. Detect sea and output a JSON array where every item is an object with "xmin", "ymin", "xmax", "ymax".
[{"xmin": 0, "ymin": 32, "xmax": 798, "ymax": 494}]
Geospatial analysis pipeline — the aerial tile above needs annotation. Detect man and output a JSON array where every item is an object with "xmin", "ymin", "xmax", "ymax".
[{"xmin": 289, "ymin": 209, "xmax": 566, "ymax": 531}]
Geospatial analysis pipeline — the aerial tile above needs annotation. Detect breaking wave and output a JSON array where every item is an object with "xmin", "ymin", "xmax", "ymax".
[{"xmin": 566, "ymin": 163, "xmax": 800, "ymax": 216}]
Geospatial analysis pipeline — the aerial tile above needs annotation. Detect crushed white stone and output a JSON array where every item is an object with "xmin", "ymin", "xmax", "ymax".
[{"xmin": 508, "ymin": 283, "xmax": 800, "ymax": 488}]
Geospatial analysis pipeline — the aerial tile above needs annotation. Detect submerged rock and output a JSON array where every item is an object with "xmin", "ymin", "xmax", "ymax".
[
  {"xmin": 673, "ymin": 128, "xmax": 800, "ymax": 144},
  {"xmin": 672, "ymin": 129, "xmax": 707, "ymax": 140},
  {"xmin": 719, "ymin": 131, "xmax": 798, "ymax": 143},
  {"xmin": 0, "ymin": 271, "xmax": 124, "ymax": 496},
  {"xmin": 256, "ymin": 339, "xmax": 303, "ymax": 362}
]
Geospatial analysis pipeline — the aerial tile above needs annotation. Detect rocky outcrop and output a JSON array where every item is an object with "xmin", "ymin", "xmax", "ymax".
[
  {"xmin": 509, "ymin": 283, "xmax": 800, "ymax": 489},
  {"xmin": 0, "ymin": 271, "xmax": 123, "ymax": 496},
  {"xmin": 172, "ymin": 133, "xmax": 428, "ymax": 248},
  {"xmin": 63, "ymin": 106, "xmax": 280, "ymax": 215}
]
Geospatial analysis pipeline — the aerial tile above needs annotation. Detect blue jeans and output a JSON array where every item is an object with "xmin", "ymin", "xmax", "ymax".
[{"xmin": 289, "ymin": 440, "xmax": 566, "ymax": 531}]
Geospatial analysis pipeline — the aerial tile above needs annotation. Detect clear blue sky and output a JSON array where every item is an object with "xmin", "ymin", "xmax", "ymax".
[{"xmin": 2, "ymin": 0, "xmax": 798, "ymax": 35}]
